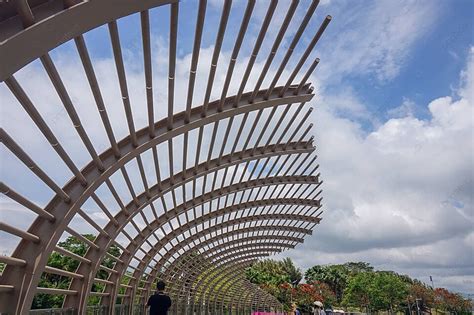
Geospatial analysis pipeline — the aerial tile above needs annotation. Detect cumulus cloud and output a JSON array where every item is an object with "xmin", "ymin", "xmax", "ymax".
[
  {"xmin": 276, "ymin": 46, "xmax": 474, "ymax": 294},
  {"xmin": 315, "ymin": 0, "xmax": 439, "ymax": 83},
  {"xmin": 1, "ymin": 0, "xmax": 471, "ymax": 295}
]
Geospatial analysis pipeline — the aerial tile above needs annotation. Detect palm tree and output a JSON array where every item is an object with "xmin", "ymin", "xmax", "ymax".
[{"xmin": 282, "ymin": 258, "xmax": 302, "ymax": 287}]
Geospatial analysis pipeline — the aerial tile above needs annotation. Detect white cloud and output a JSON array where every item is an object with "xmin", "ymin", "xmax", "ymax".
[
  {"xmin": 1, "ymin": 0, "xmax": 471, "ymax": 296},
  {"xmin": 387, "ymin": 98, "xmax": 418, "ymax": 118},
  {"xmin": 276, "ymin": 46, "xmax": 474, "ymax": 294},
  {"xmin": 317, "ymin": 0, "xmax": 439, "ymax": 83}
]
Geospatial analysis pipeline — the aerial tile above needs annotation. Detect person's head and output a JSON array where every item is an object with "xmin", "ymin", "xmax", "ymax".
[{"xmin": 156, "ymin": 280, "xmax": 166, "ymax": 292}]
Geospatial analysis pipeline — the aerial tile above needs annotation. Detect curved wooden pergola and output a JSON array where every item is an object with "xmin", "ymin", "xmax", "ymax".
[{"xmin": 0, "ymin": 0, "xmax": 331, "ymax": 313}]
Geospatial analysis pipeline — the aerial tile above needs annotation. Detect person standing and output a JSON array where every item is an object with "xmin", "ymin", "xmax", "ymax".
[
  {"xmin": 291, "ymin": 303, "xmax": 301, "ymax": 315},
  {"xmin": 147, "ymin": 280, "xmax": 172, "ymax": 315}
]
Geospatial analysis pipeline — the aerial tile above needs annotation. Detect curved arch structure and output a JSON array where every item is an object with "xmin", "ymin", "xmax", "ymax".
[{"xmin": 0, "ymin": 0, "xmax": 331, "ymax": 313}]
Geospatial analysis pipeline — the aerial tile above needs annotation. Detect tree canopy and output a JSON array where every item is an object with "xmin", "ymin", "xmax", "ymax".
[
  {"xmin": 246, "ymin": 258, "xmax": 302, "ymax": 287},
  {"xmin": 305, "ymin": 262, "xmax": 373, "ymax": 303},
  {"xmin": 343, "ymin": 271, "xmax": 408, "ymax": 312},
  {"xmin": 3, "ymin": 243, "xmax": 471, "ymax": 313},
  {"xmin": 31, "ymin": 234, "xmax": 121, "ymax": 309},
  {"xmin": 246, "ymin": 259, "xmax": 472, "ymax": 314}
]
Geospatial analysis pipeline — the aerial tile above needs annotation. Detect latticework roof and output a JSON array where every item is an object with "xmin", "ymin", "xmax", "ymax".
[{"xmin": 0, "ymin": 0, "xmax": 330, "ymax": 313}]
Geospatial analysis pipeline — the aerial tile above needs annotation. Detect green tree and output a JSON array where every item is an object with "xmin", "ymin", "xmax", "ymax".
[
  {"xmin": 246, "ymin": 258, "xmax": 302, "ymax": 311},
  {"xmin": 342, "ymin": 271, "xmax": 372, "ymax": 311},
  {"xmin": 32, "ymin": 234, "xmax": 120, "ymax": 309},
  {"xmin": 309, "ymin": 280, "xmax": 337, "ymax": 308},
  {"xmin": 343, "ymin": 271, "xmax": 408, "ymax": 313},
  {"xmin": 408, "ymin": 281, "xmax": 435, "ymax": 309},
  {"xmin": 246, "ymin": 259, "xmax": 292, "ymax": 286},
  {"xmin": 305, "ymin": 262, "xmax": 374, "ymax": 303},
  {"xmin": 374, "ymin": 271, "xmax": 408, "ymax": 312},
  {"xmin": 281, "ymin": 258, "xmax": 302, "ymax": 287},
  {"xmin": 250, "ymin": 260, "xmax": 471, "ymax": 315},
  {"xmin": 344, "ymin": 262, "xmax": 374, "ymax": 274}
]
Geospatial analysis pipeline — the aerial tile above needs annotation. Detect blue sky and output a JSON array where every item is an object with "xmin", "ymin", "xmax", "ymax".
[
  {"xmin": 351, "ymin": 0, "xmax": 473, "ymax": 122},
  {"xmin": 313, "ymin": 0, "xmax": 473, "ymax": 125},
  {"xmin": 52, "ymin": 0, "xmax": 474, "ymax": 119},
  {"xmin": 93, "ymin": 0, "xmax": 474, "ymax": 125},
  {"xmin": 1, "ymin": 0, "xmax": 473, "ymax": 295},
  {"xmin": 55, "ymin": 0, "xmax": 473, "ymax": 124}
]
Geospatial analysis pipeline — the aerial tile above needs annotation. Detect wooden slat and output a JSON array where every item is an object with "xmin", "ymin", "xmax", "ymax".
[
  {"xmin": 36, "ymin": 287, "xmax": 77, "ymax": 295},
  {"xmin": 0, "ymin": 182, "xmax": 55, "ymax": 221},
  {"xmin": 89, "ymin": 291, "xmax": 110, "ymax": 296},
  {"xmin": 54, "ymin": 246, "xmax": 91, "ymax": 264},
  {"xmin": 65, "ymin": 227, "xmax": 99, "ymax": 250},
  {"xmin": 0, "ymin": 255, "xmax": 26, "ymax": 266},
  {"xmin": 0, "ymin": 285, "xmax": 14, "ymax": 293},
  {"xmin": 44, "ymin": 266, "xmax": 84, "ymax": 279},
  {"xmin": 94, "ymin": 278, "xmax": 113, "ymax": 285},
  {"xmin": 0, "ymin": 222, "xmax": 39, "ymax": 243}
]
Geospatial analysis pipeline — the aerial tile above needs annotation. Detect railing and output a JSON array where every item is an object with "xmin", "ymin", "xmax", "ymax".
[
  {"xmin": 29, "ymin": 308, "xmax": 75, "ymax": 315},
  {"xmin": 28, "ymin": 304, "xmax": 276, "ymax": 314},
  {"xmin": 86, "ymin": 304, "xmax": 138, "ymax": 315},
  {"xmin": 28, "ymin": 304, "xmax": 142, "ymax": 315}
]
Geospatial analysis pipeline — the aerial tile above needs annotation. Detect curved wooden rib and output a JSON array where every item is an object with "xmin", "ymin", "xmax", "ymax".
[
  {"xmin": 0, "ymin": 0, "xmax": 332, "ymax": 312},
  {"xmin": 64, "ymin": 143, "xmax": 317, "ymax": 309},
  {"xmin": 1, "ymin": 86, "xmax": 313, "ymax": 313}
]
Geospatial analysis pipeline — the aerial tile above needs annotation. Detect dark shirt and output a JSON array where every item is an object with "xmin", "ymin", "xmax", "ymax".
[{"xmin": 147, "ymin": 292, "xmax": 172, "ymax": 315}]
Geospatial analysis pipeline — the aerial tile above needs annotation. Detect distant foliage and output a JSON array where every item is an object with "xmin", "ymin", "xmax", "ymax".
[
  {"xmin": 32, "ymin": 234, "xmax": 121, "ymax": 309},
  {"xmin": 246, "ymin": 258, "xmax": 334, "ymax": 311},
  {"xmin": 305, "ymin": 262, "xmax": 373, "ymax": 303},
  {"xmin": 343, "ymin": 271, "xmax": 408, "ymax": 312},
  {"xmin": 246, "ymin": 258, "xmax": 301, "ymax": 287},
  {"xmin": 246, "ymin": 260, "xmax": 472, "ymax": 314},
  {"xmin": 434, "ymin": 288, "xmax": 472, "ymax": 314}
]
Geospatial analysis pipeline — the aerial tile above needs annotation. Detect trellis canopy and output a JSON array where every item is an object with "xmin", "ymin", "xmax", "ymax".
[{"xmin": 0, "ymin": 0, "xmax": 331, "ymax": 314}]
